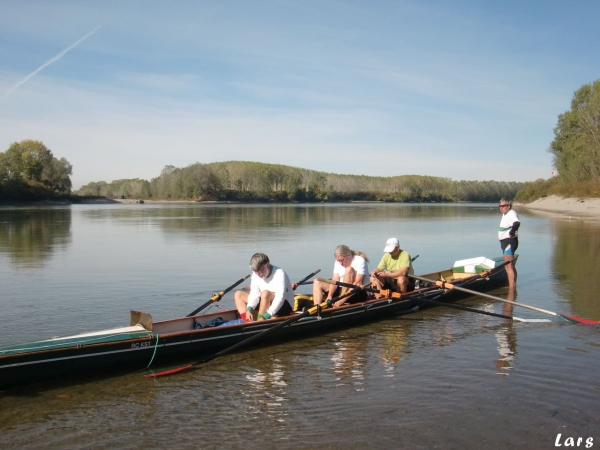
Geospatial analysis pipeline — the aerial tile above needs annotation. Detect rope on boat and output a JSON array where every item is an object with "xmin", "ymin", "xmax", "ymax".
[{"xmin": 145, "ymin": 334, "xmax": 160, "ymax": 369}]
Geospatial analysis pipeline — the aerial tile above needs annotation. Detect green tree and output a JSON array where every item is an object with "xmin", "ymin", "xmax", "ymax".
[
  {"xmin": 41, "ymin": 157, "xmax": 73, "ymax": 195},
  {"xmin": 549, "ymin": 79, "xmax": 600, "ymax": 183},
  {"xmin": 4, "ymin": 140, "xmax": 53, "ymax": 182}
]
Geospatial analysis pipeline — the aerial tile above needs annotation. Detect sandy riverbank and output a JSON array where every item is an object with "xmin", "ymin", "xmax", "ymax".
[{"xmin": 518, "ymin": 195, "xmax": 600, "ymax": 221}]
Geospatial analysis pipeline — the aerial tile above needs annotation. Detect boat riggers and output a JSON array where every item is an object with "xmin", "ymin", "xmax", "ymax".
[
  {"xmin": 146, "ymin": 283, "xmax": 371, "ymax": 378},
  {"xmin": 409, "ymin": 274, "xmax": 600, "ymax": 325}
]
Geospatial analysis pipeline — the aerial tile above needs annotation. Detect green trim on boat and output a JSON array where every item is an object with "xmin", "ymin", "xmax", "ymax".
[{"xmin": 0, "ymin": 330, "xmax": 154, "ymax": 356}]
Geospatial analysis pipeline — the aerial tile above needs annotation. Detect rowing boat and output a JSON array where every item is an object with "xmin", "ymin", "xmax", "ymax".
[{"xmin": 0, "ymin": 256, "xmax": 510, "ymax": 390}]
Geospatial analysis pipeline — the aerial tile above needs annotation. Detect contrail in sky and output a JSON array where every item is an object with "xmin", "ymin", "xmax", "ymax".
[{"xmin": 3, "ymin": 24, "xmax": 103, "ymax": 98}]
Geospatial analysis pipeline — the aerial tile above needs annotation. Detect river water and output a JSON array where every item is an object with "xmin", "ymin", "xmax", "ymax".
[{"xmin": 0, "ymin": 203, "xmax": 598, "ymax": 449}]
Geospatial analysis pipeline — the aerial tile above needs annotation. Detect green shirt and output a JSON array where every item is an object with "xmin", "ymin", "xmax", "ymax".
[{"xmin": 377, "ymin": 250, "xmax": 414, "ymax": 277}]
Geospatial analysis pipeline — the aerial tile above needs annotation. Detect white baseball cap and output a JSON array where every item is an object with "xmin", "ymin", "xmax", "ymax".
[{"xmin": 383, "ymin": 238, "xmax": 399, "ymax": 252}]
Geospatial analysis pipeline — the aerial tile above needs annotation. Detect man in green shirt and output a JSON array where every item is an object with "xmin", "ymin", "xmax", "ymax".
[{"xmin": 370, "ymin": 238, "xmax": 415, "ymax": 298}]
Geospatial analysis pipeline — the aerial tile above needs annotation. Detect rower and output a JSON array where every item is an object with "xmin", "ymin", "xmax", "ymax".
[{"xmin": 370, "ymin": 237, "xmax": 415, "ymax": 298}]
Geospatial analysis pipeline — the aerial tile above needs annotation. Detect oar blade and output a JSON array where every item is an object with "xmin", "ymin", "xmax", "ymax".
[
  {"xmin": 145, "ymin": 364, "xmax": 193, "ymax": 378},
  {"xmin": 557, "ymin": 313, "xmax": 600, "ymax": 325},
  {"xmin": 513, "ymin": 317, "xmax": 552, "ymax": 323}
]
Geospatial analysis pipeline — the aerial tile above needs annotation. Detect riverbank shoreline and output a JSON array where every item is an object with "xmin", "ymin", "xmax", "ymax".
[{"xmin": 518, "ymin": 195, "xmax": 600, "ymax": 221}]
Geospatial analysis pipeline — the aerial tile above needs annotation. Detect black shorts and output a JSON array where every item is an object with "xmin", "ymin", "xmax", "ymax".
[
  {"xmin": 382, "ymin": 277, "xmax": 415, "ymax": 292},
  {"xmin": 275, "ymin": 300, "xmax": 293, "ymax": 317},
  {"xmin": 500, "ymin": 238, "xmax": 518, "ymax": 256},
  {"xmin": 328, "ymin": 286, "xmax": 368, "ymax": 304},
  {"xmin": 344, "ymin": 289, "xmax": 369, "ymax": 304}
]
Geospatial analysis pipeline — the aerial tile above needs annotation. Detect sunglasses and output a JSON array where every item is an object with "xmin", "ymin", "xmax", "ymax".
[{"xmin": 499, "ymin": 204, "xmax": 510, "ymax": 207}]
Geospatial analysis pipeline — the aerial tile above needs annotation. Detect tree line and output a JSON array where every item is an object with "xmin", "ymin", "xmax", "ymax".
[
  {"xmin": 76, "ymin": 160, "xmax": 523, "ymax": 203},
  {"xmin": 0, "ymin": 140, "xmax": 73, "ymax": 202}
]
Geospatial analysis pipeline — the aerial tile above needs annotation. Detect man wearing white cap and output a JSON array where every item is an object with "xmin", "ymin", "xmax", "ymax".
[{"xmin": 370, "ymin": 238, "xmax": 414, "ymax": 297}]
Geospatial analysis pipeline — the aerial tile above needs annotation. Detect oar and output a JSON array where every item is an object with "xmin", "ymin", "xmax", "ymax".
[
  {"xmin": 408, "ymin": 274, "xmax": 600, "ymax": 325},
  {"xmin": 374, "ymin": 289, "xmax": 549, "ymax": 323},
  {"xmin": 415, "ymin": 296, "xmax": 549, "ymax": 322},
  {"xmin": 187, "ymin": 274, "xmax": 251, "ymax": 317},
  {"xmin": 146, "ymin": 283, "xmax": 371, "ymax": 378},
  {"xmin": 319, "ymin": 278, "xmax": 546, "ymax": 323},
  {"xmin": 295, "ymin": 269, "xmax": 321, "ymax": 286}
]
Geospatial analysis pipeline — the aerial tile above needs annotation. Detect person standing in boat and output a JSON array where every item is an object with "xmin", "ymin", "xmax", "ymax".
[
  {"xmin": 234, "ymin": 253, "xmax": 294, "ymax": 322},
  {"xmin": 312, "ymin": 245, "xmax": 370, "ymax": 308},
  {"xmin": 370, "ymin": 237, "xmax": 414, "ymax": 297},
  {"xmin": 498, "ymin": 197, "xmax": 520, "ymax": 288}
]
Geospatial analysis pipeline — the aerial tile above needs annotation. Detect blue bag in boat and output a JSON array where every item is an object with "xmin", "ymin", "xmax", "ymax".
[
  {"xmin": 203, "ymin": 317, "xmax": 227, "ymax": 328},
  {"xmin": 219, "ymin": 319, "xmax": 245, "ymax": 326}
]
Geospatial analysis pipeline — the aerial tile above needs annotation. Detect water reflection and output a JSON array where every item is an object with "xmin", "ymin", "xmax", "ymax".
[
  {"xmin": 77, "ymin": 203, "xmax": 498, "ymax": 236},
  {"xmin": 331, "ymin": 339, "xmax": 367, "ymax": 388},
  {"xmin": 550, "ymin": 221, "xmax": 600, "ymax": 320},
  {"xmin": 244, "ymin": 358, "xmax": 289, "ymax": 419},
  {"xmin": 494, "ymin": 289, "xmax": 517, "ymax": 373},
  {"xmin": 0, "ymin": 207, "xmax": 72, "ymax": 267},
  {"xmin": 379, "ymin": 325, "xmax": 410, "ymax": 378}
]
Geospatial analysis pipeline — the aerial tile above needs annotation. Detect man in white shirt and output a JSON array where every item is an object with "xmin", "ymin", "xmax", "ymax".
[
  {"xmin": 234, "ymin": 253, "xmax": 294, "ymax": 321},
  {"xmin": 498, "ymin": 198, "xmax": 520, "ymax": 288}
]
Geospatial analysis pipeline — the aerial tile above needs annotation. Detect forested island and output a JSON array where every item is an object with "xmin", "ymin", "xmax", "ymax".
[
  {"xmin": 75, "ymin": 161, "xmax": 524, "ymax": 203},
  {"xmin": 2, "ymin": 79, "xmax": 599, "ymax": 204}
]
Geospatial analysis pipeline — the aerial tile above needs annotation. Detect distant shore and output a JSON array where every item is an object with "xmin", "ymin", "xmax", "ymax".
[
  {"xmin": 74, "ymin": 197, "xmax": 224, "ymax": 205},
  {"xmin": 518, "ymin": 195, "xmax": 600, "ymax": 222}
]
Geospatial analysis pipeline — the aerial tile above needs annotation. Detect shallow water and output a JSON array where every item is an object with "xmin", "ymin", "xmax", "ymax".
[{"xmin": 0, "ymin": 203, "xmax": 599, "ymax": 449}]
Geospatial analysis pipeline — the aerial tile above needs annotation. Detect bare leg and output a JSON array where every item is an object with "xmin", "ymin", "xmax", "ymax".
[
  {"xmin": 396, "ymin": 275, "xmax": 409, "ymax": 293},
  {"xmin": 342, "ymin": 267, "xmax": 357, "ymax": 292},
  {"xmin": 334, "ymin": 267, "xmax": 358, "ymax": 307},
  {"xmin": 257, "ymin": 290, "xmax": 275, "ymax": 316},
  {"xmin": 234, "ymin": 290, "xmax": 257, "ymax": 321},
  {"xmin": 503, "ymin": 286, "xmax": 516, "ymax": 315},
  {"xmin": 370, "ymin": 274, "xmax": 385, "ymax": 299},
  {"xmin": 503, "ymin": 255, "xmax": 517, "ymax": 288},
  {"xmin": 312, "ymin": 279, "xmax": 333, "ymax": 306}
]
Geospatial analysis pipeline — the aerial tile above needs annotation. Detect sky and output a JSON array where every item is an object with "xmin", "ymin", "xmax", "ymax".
[{"xmin": 1, "ymin": 1, "xmax": 599, "ymax": 189}]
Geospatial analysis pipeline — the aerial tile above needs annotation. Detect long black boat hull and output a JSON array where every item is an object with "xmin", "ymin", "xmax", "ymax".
[{"xmin": 0, "ymin": 259, "xmax": 509, "ymax": 390}]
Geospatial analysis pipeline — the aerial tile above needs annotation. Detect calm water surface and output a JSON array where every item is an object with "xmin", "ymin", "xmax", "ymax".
[{"xmin": 0, "ymin": 203, "xmax": 599, "ymax": 449}]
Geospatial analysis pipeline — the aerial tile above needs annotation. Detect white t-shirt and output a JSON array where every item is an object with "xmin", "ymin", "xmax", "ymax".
[
  {"xmin": 333, "ymin": 255, "xmax": 369, "ymax": 283},
  {"xmin": 247, "ymin": 265, "xmax": 294, "ymax": 317},
  {"xmin": 498, "ymin": 209, "xmax": 520, "ymax": 240}
]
